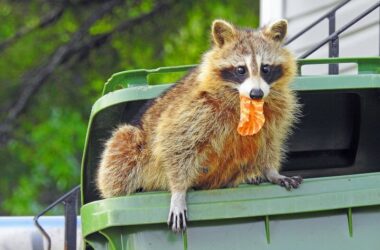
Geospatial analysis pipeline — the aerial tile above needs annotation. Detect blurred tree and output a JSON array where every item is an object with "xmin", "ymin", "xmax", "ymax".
[{"xmin": 0, "ymin": 0, "xmax": 259, "ymax": 215}]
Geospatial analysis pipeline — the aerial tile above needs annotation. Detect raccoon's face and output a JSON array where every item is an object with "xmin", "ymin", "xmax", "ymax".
[{"xmin": 201, "ymin": 19, "xmax": 295, "ymax": 100}]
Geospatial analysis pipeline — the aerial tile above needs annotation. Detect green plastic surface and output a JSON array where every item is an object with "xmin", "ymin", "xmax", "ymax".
[
  {"xmin": 81, "ymin": 57, "xmax": 380, "ymax": 249},
  {"xmin": 81, "ymin": 173, "xmax": 380, "ymax": 250}
]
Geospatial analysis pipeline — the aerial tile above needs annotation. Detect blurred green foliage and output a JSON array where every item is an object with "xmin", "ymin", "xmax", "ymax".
[{"xmin": 0, "ymin": 0, "xmax": 259, "ymax": 215}]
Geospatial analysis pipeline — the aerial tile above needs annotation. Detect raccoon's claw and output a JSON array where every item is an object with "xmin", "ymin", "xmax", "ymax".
[
  {"xmin": 277, "ymin": 176, "xmax": 303, "ymax": 190},
  {"xmin": 167, "ymin": 209, "xmax": 187, "ymax": 233},
  {"xmin": 167, "ymin": 191, "xmax": 188, "ymax": 233},
  {"xmin": 246, "ymin": 176, "xmax": 266, "ymax": 185}
]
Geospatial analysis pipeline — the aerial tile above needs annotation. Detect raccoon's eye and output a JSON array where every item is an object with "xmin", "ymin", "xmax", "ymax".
[
  {"xmin": 261, "ymin": 64, "xmax": 271, "ymax": 74},
  {"xmin": 236, "ymin": 66, "xmax": 246, "ymax": 75}
]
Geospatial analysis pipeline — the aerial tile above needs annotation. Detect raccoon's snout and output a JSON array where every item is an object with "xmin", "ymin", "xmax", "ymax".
[{"xmin": 249, "ymin": 89, "xmax": 264, "ymax": 100}]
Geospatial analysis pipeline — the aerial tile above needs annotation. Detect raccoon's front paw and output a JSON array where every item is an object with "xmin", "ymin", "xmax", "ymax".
[{"xmin": 167, "ymin": 191, "xmax": 188, "ymax": 233}]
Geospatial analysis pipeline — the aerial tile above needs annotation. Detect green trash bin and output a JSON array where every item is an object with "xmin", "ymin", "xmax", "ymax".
[{"xmin": 80, "ymin": 57, "xmax": 380, "ymax": 250}]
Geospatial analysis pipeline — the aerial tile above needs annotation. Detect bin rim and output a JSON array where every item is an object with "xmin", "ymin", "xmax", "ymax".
[{"xmin": 81, "ymin": 172, "xmax": 380, "ymax": 236}]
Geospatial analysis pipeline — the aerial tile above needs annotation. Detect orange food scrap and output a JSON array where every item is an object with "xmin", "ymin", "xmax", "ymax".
[{"xmin": 237, "ymin": 96, "xmax": 265, "ymax": 136}]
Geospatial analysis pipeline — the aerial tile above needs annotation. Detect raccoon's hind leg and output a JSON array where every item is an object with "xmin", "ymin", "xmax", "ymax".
[
  {"xmin": 97, "ymin": 125, "xmax": 146, "ymax": 198},
  {"xmin": 255, "ymin": 127, "xmax": 303, "ymax": 190},
  {"xmin": 245, "ymin": 170, "xmax": 301, "ymax": 188},
  {"xmin": 256, "ymin": 149, "xmax": 302, "ymax": 190},
  {"xmin": 244, "ymin": 166, "xmax": 266, "ymax": 185},
  {"xmin": 246, "ymin": 175, "xmax": 266, "ymax": 185},
  {"xmin": 264, "ymin": 168, "xmax": 302, "ymax": 190}
]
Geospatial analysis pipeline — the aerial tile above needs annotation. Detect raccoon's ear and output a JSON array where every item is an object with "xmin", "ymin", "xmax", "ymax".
[
  {"xmin": 212, "ymin": 19, "xmax": 236, "ymax": 47},
  {"xmin": 263, "ymin": 19, "xmax": 288, "ymax": 43}
]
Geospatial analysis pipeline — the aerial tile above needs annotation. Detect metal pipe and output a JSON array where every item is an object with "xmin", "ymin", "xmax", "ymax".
[
  {"xmin": 301, "ymin": 1, "xmax": 380, "ymax": 58},
  {"xmin": 34, "ymin": 186, "xmax": 80, "ymax": 250},
  {"xmin": 64, "ymin": 188, "xmax": 79, "ymax": 250},
  {"xmin": 285, "ymin": 0, "xmax": 351, "ymax": 45},
  {"xmin": 328, "ymin": 11, "xmax": 339, "ymax": 74}
]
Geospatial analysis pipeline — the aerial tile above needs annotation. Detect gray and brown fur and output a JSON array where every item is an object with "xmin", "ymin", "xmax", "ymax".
[{"xmin": 97, "ymin": 19, "xmax": 302, "ymax": 232}]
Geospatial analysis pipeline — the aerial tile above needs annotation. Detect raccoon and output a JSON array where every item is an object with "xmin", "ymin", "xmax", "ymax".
[{"xmin": 97, "ymin": 19, "xmax": 302, "ymax": 232}]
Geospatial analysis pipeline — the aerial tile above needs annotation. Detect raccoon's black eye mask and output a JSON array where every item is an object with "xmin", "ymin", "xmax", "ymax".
[
  {"xmin": 220, "ymin": 64, "xmax": 283, "ymax": 85},
  {"xmin": 260, "ymin": 64, "xmax": 283, "ymax": 84},
  {"xmin": 220, "ymin": 66, "xmax": 248, "ymax": 84}
]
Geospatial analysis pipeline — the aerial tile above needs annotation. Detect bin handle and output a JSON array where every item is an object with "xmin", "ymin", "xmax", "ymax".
[{"xmin": 102, "ymin": 64, "xmax": 196, "ymax": 95}]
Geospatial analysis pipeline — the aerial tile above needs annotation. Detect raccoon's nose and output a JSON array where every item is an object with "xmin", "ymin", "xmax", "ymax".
[{"xmin": 249, "ymin": 89, "xmax": 264, "ymax": 100}]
